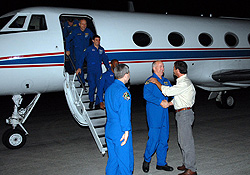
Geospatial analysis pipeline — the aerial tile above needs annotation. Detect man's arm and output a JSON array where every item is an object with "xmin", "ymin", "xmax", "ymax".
[
  {"xmin": 65, "ymin": 31, "xmax": 74, "ymax": 54},
  {"xmin": 102, "ymin": 51, "xmax": 111, "ymax": 70},
  {"xmin": 76, "ymin": 49, "xmax": 88, "ymax": 75},
  {"xmin": 149, "ymin": 78, "xmax": 162, "ymax": 90}
]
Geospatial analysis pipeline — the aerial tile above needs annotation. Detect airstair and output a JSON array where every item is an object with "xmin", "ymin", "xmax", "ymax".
[{"xmin": 64, "ymin": 72, "xmax": 107, "ymax": 155}]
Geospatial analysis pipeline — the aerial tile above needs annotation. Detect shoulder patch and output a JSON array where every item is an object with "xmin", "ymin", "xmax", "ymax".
[
  {"xmin": 123, "ymin": 92, "xmax": 130, "ymax": 101},
  {"xmin": 145, "ymin": 80, "xmax": 150, "ymax": 85},
  {"xmin": 164, "ymin": 81, "xmax": 169, "ymax": 85}
]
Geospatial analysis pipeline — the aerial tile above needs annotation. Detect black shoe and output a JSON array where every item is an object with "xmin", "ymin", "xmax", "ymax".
[
  {"xmin": 95, "ymin": 105, "xmax": 100, "ymax": 109},
  {"xmin": 142, "ymin": 160, "xmax": 150, "ymax": 173},
  {"xmin": 89, "ymin": 102, "xmax": 94, "ymax": 109},
  {"xmin": 156, "ymin": 164, "xmax": 174, "ymax": 171}
]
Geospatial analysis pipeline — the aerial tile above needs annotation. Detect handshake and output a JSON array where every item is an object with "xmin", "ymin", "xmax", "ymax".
[{"xmin": 160, "ymin": 100, "xmax": 172, "ymax": 108}]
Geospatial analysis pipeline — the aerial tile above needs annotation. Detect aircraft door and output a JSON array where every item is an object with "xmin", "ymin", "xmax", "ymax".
[{"xmin": 59, "ymin": 14, "xmax": 97, "ymax": 74}]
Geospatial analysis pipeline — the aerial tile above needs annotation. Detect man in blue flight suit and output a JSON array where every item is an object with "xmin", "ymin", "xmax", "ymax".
[
  {"xmin": 76, "ymin": 35, "xmax": 110, "ymax": 109},
  {"xmin": 105, "ymin": 64, "xmax": 134, "ymax": 175},
  {"xmin": 142, "ymin": 60, "xmax": 173, "ymax": 173},
  {"xmin": 96, "ymin": 59, "xmax": 119, "ymax": 110},
  {"xmin": 66, "ymin": 19, "xmax": 94, "ymax": 86},
  {"xmin": 63, "ymin": 18, "xmax": 79, "ymax": 73},
  {"xmin": 63, "ymin": 18, "xmax": 79, "ymax": 39}
]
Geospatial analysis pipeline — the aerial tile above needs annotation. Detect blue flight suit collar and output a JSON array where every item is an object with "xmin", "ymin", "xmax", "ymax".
[
  {"xmin": 90, "ymin": 44, "xmax": 104, "ymax": 51},
  {"xmin": 114, "ymin": 79, "xmax": 125, "ymax": 87}
]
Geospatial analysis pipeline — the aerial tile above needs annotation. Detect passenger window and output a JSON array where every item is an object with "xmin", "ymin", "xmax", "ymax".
[
  {"xmin": 199, "ymin": 33, "xmax": 213, "ymax": 47},
  {"xmin": 132, "ymin": 31, "xmax": 152, "ymax": 47},
  {"xmin": 28, "ymin": 15, "xmax": 47, "ymax": 31},
  {"xmin": 224, "ymin": 32, "xmax": 238, "ymax": 47},
  {"xmin": 168, "ymin": 32, "xmax": 184, "ymax": 47},
  {"xmin": 9, "ymin": 16, "xmax": 26, "ymax": 28}
]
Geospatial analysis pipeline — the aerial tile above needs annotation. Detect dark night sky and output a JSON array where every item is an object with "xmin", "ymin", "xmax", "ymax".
[{"xmin": 1, "ymin": 0, "xmax": 250, "ymax": 18}]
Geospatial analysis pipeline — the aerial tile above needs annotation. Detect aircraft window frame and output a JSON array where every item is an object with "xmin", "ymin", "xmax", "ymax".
[
  {"xmin": 168, "ymin": 32, "xmax": 185, "ymax": 47},
  {"xmin": 9, "ymin": 16, "xmax": 26, "ymax": 28},
  {"xmin": 28, "ymin": 15, "xmax": 47, "ymax": 31},
  {"xmin": 248, "ymin": 34, "xmax": 250, "ymax": 45},
  {"xmin": 132, "ymin": 31, "xmax": 152, "ymax": 47},
  {"xmin": 0, "ymin": 15, "xmax": 14, "ymax": 30},
  {"xmin": 224, "ymin": 32, "xmax": 239, "ymax": 48},
  {"xmin": 198, "ymin": 33, "xmax": 213, "ymax": 47}
]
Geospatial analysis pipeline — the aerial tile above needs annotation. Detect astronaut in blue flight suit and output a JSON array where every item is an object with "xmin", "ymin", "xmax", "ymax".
[
  {"xmin": 66, "ymin": 19, "xmax": 94, "ymax": 85},
  {"xmin": 63, "ymin": 18, "xmax": 79, "ymax": 39},
  {"xmin": 142, "ymin": 61, "xmax": 174, "ymax": 173},
  {"xmin": 105, "ymin": 64, "xmax": 134, "ymax": 175},
  {"xmin": 76, "ymin": 35, "xmax": 110, "ymax": 109},
  {"xmin": 63, "ymin": 18, "xmax": 78, "ymax": 73},
  {"xmin": 97, "ymin": 59, "xmax": 119, "ymax": 110}
]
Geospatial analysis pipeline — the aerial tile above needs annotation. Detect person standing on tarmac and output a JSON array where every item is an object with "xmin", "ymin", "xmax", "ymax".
[
  {"xmin": 76, "ymin": 35, "xmax": 110, "ymax": 109},
  {"xmin": 105, "ymin": 64, "xmax": 134, "ymax": 175},
  {"xmin": 96, "ymin": 59, "xmax": 119, "ymax": 110},
  {"xmin": 142, "ymin": 60, "xmax": 173, "ymax": 173},
  {"xmin": 149, "ymin": 61, "xmax": 197, "ymax": 175},
  {"xmin": 66, "ymin": 19, "xmax": 94, "ymax": 85}
]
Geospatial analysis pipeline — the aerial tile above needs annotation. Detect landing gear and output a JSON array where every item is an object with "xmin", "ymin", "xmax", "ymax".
[
  {"xmin": 2, "ymin": 128, "xmax": 26, "ymax": 149},
  {"xmin": 216, "ymin": 91, "xmax": 235, "ymax": 109},
  {"xmin": 2, "ymin": 94, "xmax": 41, "ymax": 149}
]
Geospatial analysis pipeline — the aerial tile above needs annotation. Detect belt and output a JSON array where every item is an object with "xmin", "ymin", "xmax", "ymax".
[{"xmin": 176, "ymin": 107, "xmax": 191, "ymax": 113}]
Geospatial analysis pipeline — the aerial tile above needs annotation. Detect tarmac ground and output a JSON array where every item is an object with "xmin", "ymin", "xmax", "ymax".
[{"xmin": 0, "ymin": 85, "xmax": 249, "ymax": 175}]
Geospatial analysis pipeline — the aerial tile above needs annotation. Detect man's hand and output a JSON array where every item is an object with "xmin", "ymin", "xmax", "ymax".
[
  {"xmin": 168, "ymin": 101, "xmax": 173, "ymax": 106},
  {"xmin": 120, "ymin": 131, "xmax": 129, "ymax": 146},
  {"xmin": 160, "ymin": 100, "xmax": 169, "ymax": 108},
  {"xmin": 76, "ymin": 68, "xmax": 81, "ymax": 75},
  {"xmin": 149, "ymin": 78, "xmax": 162, "ymax": 91},
  {"xmin": 66, "ymin": 51, "xmax": 70, "ymax": 56},
  {"xmin": 149, "ymin": 77, "xmax": 158, "ymax": 84},
  {"xmin": 100, "ymin": 102, "xmax": 105, "ymax": 110}
]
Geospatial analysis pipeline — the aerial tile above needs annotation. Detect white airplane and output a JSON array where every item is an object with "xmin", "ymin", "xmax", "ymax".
[{"xmin": 1, "ymin": 7, "xmax": 250, "ymax": 152}]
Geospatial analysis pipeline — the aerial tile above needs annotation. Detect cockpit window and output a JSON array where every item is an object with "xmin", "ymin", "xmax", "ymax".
[
  {"xmin": 28, "ymin": 15, "xmax": 47, "ymax": 31},
  {"xmin": 0, "ymin": 15, "xmax": 14, "ymax": 30},
  {"xmin": 9, "ymin": 16, "xmax": 26, "ymax": 28}
]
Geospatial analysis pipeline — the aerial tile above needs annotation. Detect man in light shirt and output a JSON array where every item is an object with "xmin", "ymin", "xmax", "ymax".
[{"xmin": 149, "ymin": 61, "xmax": 197, "ymax": 175}]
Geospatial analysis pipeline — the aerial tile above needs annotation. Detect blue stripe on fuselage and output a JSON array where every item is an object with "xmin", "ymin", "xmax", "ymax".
[{"xmin": 0, "ymin": 55, "xmax": 64, "ymax": 65}]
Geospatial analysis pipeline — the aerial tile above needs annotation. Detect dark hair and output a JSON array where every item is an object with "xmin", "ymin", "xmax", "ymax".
[
  {"xmin": 174, "ymin": 61, "xmax": 188, "ymax": 74},
  {"xmin": 67, "ymin": 18, "xmax": 74, "ymax": 22},
  {"xmin": 93, "ymin": 34, "xmax": 100, "ymax": 40},
  {"xmin": 114, "ymin": 64, "xmax": 129, "ymax": 79},
  {"xmin": 111, "ymin": 59, "xmax": 119, "ymax": 64}
]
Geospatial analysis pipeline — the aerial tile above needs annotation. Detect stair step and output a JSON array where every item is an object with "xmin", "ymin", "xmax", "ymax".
[
  {"xmin": 87, "ymin": 110, "xmax": 106, "ymax": 118},
  {"xmin": 95, "ymin": 127, "xmax": 105, "ymax": 136},
  {"xmin": 100, "ymin": 137, "xmax": 106, "ymax": 146},
  {"xmin": 91, "ymin": 117, "xmax": 107, "ymax": 127}
]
